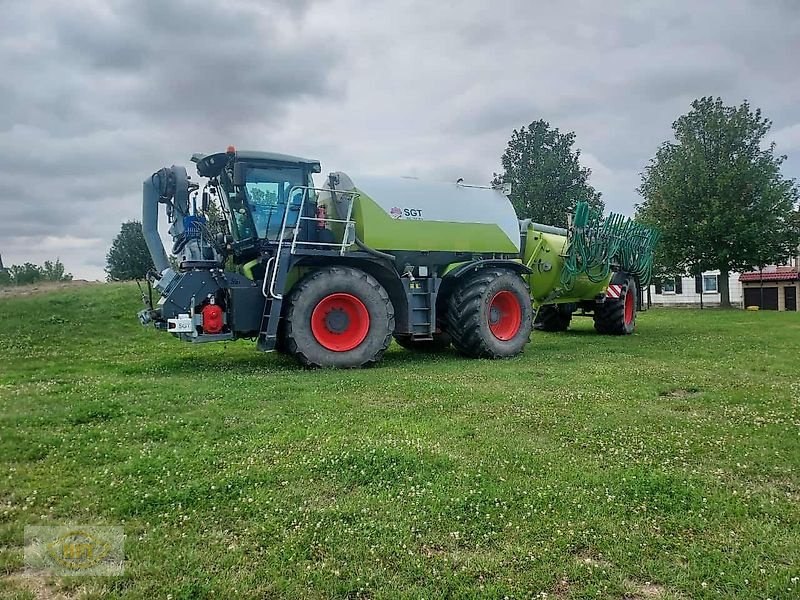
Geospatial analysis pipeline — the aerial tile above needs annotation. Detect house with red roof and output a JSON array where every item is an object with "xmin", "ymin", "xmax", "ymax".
[{"xmin": 739, "ymin": 259, "xmax": 799, "ymax": 311}]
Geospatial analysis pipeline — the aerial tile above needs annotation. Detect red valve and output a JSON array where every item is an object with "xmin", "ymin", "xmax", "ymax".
[{"xmin": 202, "ymin": 304, "xmax": 224, "ymax": 334}]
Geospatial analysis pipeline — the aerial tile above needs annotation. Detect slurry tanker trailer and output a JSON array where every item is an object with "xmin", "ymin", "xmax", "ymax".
[{"xmin": 138, "ymin": 147, "xmax": 659, "ymax": 367}]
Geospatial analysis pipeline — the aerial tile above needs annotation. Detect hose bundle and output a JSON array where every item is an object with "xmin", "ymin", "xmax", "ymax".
[{"xmin": 560, "ymin": 202, "xmax": 660, "ymax": 290}]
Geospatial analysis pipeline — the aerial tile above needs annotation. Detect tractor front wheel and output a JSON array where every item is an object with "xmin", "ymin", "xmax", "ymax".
[
  {"xmin": 445, "ymin": 269, "xmax": 533, "ymax": 358},
  {"xmin": 594, "ymin": 273, "xmax": 637, "ymax": 335},
  {"xmin": 284, "ymin": 267, "xmax": 394, "ymax": 367}
]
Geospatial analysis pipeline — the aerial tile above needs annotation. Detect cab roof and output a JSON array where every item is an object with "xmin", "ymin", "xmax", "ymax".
[
  {"xmin": 234, "ymin": 150, "xmax": 320, "ymax": 168},
  {"xmin": 192, "ymin": 150, "xmax": 321, "ymax": 177}
]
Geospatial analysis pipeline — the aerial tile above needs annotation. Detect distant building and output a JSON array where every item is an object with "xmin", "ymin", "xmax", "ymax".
[
  {"xmin": 739, "ymin": 265, "xmax": 799, "ymax": 311},
  {"xmin": 0, "ymin": 253, "xmax": 7, "ymax": 275},
  {"xmin": 649, "ymin": 271, "xmax": 744, "ymax": 308},
  {"xmin": 647, "ymin": 253, "xmax": 800, "ymax": 312}
]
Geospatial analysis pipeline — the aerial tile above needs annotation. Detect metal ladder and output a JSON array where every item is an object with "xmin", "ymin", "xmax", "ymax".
[
  {"xmin": 256, "ymin": 185, "xmax": 359, "ymax": 352},
  {"xmin": 406, "ymin": 277, "xmax": 440, "ymax": 339}
]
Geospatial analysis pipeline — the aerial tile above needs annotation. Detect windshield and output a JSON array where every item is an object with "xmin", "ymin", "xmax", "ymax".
[{"xmin": 243, "ymin": 165, "xmax": 310, "ymax": 240}]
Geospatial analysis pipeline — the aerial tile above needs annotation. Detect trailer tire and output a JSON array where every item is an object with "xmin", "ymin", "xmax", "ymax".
[
  {"xmin": 594, "ymin": 273, "xmax": 637, "ymax": 335},
  {"xmin": 445, "ymin": 269, "xmax": 533, "ymax": 358},
  {"xmin": 394, "ymin": 332, "xmax": 451, "ymax": 352},
  {"xmin": 284, "ymin": 266, "xmax": 394, "ymax": 367},
  {"xmin": 533, "ymin": 304, "xmax": 572, "ymax": 332}
]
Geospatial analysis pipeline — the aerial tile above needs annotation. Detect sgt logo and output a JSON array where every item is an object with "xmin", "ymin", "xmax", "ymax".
[
  {"xmin": 25, "ymin": 525, "xmax": 124, "ymax": 576},
  {"xmin": 389, "ymin": 206, "xmax": 424, "ymax": 220}
]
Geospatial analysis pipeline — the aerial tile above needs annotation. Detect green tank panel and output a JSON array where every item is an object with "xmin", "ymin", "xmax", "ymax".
[
  {"xmin": 352, "ymin": 190, "xmax": 519, "ymax": 254},
  {"xmin": 327, "ymin": 173, "xmax": 521, "ymax": 255},
  {"xmin": 522, "ymin": 225, "xmax": 611, "ymax": 305}
]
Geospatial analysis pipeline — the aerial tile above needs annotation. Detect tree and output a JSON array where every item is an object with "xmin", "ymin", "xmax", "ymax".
[
  {"xmin": 493, "ymin": 120, "xmax": 604, "ymax": 227},
  {"xmin": 637, "ymin": 97, "xmax": 799, "ymax": 307},
  {"xmin": 202, "ymin": 194, "xmax": 229, "ymax": 237},
  {"xmin": 106, "ymin": 221, "xmax": 155, "ymax": 281},
  {"xmin": 0, "ymin": 259, "xmax": 72, "ymax": 286},
  {"xmin": 42, "ymin": 259, "xmax": 73, "ymax": 282},
  {"xmin": 8, "ymin": 263, "xmax": 42, "ymax": 285}
]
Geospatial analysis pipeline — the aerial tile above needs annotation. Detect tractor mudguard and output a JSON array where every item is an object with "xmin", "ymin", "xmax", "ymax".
[{"xmin": 444, "ymin": 259, "xmax": 532, "ymax": 281}]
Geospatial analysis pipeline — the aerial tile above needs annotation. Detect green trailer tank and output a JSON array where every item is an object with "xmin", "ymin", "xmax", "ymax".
[{"xmin": 138, "ymin": 148, "xmax": 658, "ymax": 367}]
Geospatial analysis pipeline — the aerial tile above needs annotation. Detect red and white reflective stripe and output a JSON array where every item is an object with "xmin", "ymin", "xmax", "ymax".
[{"xmin": 606, "ymin": 284, "xmax": 623, "ymax": 299}]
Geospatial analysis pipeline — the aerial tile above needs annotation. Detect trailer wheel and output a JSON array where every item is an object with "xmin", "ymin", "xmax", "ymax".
[
  {"xmin": 284, "ymin": 267, "xmax": 394, "ymax": 367},
  {"xmin": 533, "ymin": 304, "xmax": 572, "ymax": 332},
  {"xmin": 594, "ymin": 273, "xmax": 637, "ymax": 335},
  {"xmin": 445, "ymin": 269, "xmax": 533, "ymax": 358},
  {"xmin": 394, "ymin": 332, "xmax": 451, "ymax": 352}
]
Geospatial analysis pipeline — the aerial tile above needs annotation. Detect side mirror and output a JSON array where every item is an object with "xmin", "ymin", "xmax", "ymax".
[{"xmin": 233, "ymin": 162, "xmax": 246, "ymax": 186}]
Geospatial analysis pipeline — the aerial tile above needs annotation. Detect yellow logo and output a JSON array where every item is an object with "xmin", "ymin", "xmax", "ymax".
[{"xmin": 46, "ymin": 529, "xmax": 112, "ymax": 571}]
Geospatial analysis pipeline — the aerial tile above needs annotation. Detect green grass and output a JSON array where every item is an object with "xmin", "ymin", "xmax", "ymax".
[{"xmin": 1, "ymin": 283, "xmax": 799, "ymax": 599}]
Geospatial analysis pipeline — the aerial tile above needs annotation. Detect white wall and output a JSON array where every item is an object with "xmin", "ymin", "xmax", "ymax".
[{"xmin": 648, "ymin": 270, "xmax": 743, "ymax": 307}]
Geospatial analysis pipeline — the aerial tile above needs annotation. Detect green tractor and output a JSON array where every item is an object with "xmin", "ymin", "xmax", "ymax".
[{"xmin": 138, "ymin": 147, "xmax": 658, "ymax": 367}]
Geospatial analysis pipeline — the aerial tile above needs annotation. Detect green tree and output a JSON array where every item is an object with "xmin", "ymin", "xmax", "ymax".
[
  {"xmin": 9, "ymin": 263, "xmax": 43, "ymax": 285},
  {"xmin": 106, "ymin": 221, "xmax": 155, "ymax": 281},
  {"xmin": 203, "ymin": 195, "xmax": 229, "ymax": 237},
  {"xmin": 637, "ymin": 97, "xmax": 799, "ymax": 307},
  {"xmin": 493, "ymin": 120, "xmax": 604, "ymax": 227},
  {"xmin": 0, "ymin": 259, "xmax": 73, "ymax": 285},
  {"xmin": 42, "ymin": 259, "xmax": 73, "ymax": 282}
]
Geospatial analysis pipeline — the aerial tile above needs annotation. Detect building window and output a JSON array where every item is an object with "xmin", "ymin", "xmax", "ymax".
[
  {"xmin": 660, "ymin": 277, "xmax": 682, "ymax": 294},
  {"xmin": 703, "ymin": 274, "xmax": 718, "ymax": 293}
]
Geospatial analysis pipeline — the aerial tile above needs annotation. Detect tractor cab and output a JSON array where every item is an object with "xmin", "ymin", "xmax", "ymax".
[{"xmin": 194, "ymin": 149, "xmax": 325, "ymax": 255}]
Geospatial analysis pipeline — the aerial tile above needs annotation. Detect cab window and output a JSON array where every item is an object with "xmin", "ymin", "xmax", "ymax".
[{"xmin": 243, "ymin": 166, "xmax": 308, "ymax": 240}]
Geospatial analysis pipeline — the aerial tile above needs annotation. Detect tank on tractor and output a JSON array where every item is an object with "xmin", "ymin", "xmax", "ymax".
[{"xmin": 137, "ymin": 147, "xmax": 658, "ymax": 367}]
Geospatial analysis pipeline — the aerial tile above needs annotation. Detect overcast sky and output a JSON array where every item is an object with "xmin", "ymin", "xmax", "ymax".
[{"xmin": 1, "ymin": 0, "xmax": 799, "ymax": 280}]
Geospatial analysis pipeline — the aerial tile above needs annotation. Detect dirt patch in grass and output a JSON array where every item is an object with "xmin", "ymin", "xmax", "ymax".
[
  {"xmin": 0, "ymin": 281, "xmax": 98, "ymax": 299},
  {"xmin": 552, "ymin": 576, "xmax": 571, "ymax": 597},
  {"xmin": 1, "ymin": 570, "xmax": 83, "ymax": 599},
  {"xmin": 623, "ymin": 579, "xmax": 667, "ymax": 598},
  {"xmin": 575, "ymin": 550, "xmax": 611, "ymax": 568}
]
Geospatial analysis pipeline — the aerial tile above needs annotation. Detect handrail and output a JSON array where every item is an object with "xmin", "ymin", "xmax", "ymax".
[{"xmin": 265, "ymin": 185, "xmax": 359, "ymax": 299}]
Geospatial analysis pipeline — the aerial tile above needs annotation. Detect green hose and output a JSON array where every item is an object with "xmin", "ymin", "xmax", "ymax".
[{"xmin": 560, "ymin": 202, "xmax": 660, "ymax": 291}]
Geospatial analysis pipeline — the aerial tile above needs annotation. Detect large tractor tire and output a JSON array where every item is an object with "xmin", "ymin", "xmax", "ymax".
[
  {"xmin": 393, "ymin": 332, "xmax": 451, "ymax": 352},
  {"xmin": 533, "ymin": 304, "xmax": 572, "ymax": 332},
  {"xmin": 594, "ymin": 273, "xmax": 637, "ymax": 335},
  {"xmin": 284, "ymin": 266, "xmax": 394, "ymax": 367},
  {"xmin": 445, "ymin": 269, "xmax": 533, "ymax": 358}
]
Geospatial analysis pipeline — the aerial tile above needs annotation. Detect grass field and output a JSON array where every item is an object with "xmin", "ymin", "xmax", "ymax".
[{"xmin": 1, "ymin": 283, "xmax": 798, "ymax": 599}]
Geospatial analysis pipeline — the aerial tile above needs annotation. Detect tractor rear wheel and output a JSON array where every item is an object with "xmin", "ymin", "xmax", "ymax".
[
  {"xmin": 594, "ymin": 273, "xmax": 637, "ymax": 335},
  {"xmin": 284, "ymin": 266, "xmax": 394, "ymax": 367},
  {"xmin": 533, "ymin": 304, "xmax": 572, "ymax": 332},
  {"xmin": 445, "ymin": 269, "xmax": 533, "ymax": 358},
  {"xmin": 394, "ymin": 332, "xmax": 451, "ymax": 352}
]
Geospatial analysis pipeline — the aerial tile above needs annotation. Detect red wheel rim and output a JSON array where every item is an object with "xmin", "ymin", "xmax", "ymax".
[
  {"xmin": 311, "ymin": 293, "xmax": 370, "ymax": 351},
  {"xmin": 488, "ymin": 291, "xmax": 522, "ymax": 341},
  {"xmin": 624, "ymin": 288, "xmax": 635, "ymax": 325}
]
